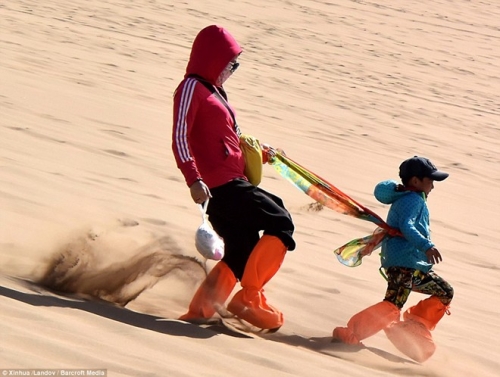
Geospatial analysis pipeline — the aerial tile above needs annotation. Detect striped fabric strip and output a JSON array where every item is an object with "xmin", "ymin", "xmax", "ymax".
[{"xmin": 269, "ymin": 152, "xmax": 402, "ymax": 267}]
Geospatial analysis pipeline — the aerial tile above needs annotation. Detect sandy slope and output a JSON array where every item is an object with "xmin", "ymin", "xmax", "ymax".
[{"xmin": 1, "ymin": 1, "xmax": 499, "ymax": 376}]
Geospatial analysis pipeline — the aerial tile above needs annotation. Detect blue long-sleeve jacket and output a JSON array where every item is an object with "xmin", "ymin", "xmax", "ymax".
[{"xmin": 374, "ymin": 180, "xmax": 434, "ymax": 273}]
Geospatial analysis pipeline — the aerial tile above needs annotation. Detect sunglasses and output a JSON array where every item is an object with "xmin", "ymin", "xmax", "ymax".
[{"xmin": 229, "ymin": 61, "xmax": 240, "ymax": 73}]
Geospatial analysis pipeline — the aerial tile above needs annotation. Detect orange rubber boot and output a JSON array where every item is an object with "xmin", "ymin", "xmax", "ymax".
[
  {"xmin": 179, "ymin": 261, "xmax": 236, "ymax": 322},
  {"xmin": 385, "ymin": 296, "xmax": 449, "ymax": 362},
  {"xmin": 332, "ymin": 301, "xmax": 400, "ymax": 345},
  {"xmin": 227, "ymin": 235, "xmax": 286, "ymax": 330}
]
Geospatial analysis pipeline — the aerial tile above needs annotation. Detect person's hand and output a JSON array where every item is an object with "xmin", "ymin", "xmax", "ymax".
[
  {"xmin": 190, "ymin": 180, "xmax": 211, "ymax": 204},
  {"xmin": 262, "ymin": 143, "xmax": 285, "ymax": 163},
  {"xmin": 425, "ymin": 247, "xmax": 442, "ymax": 264}
]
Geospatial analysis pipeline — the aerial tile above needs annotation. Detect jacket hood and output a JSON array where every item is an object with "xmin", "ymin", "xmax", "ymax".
[
  {"xmin": 185, "ymin": 25, "xmax": 242, "ymax": 85},
  {"xmin": 374, "ymin": 180, "xmax": 411, "ymax": 204}
]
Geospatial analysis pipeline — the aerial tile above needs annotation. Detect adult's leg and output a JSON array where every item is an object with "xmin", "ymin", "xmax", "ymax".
[
  {"xmin": 179, "ymin": 210, "xmax": 258, "ymax": 322},
  {"xmin": 227, "ymin": 235, "xmax": 287, "ymax": 329},
  {"xmin": 179, "ymin": 261, "xmax": 237, "ymax": 321},
  {"xmin": 208, "ymin": 180, "xmax": 295, "ymax": 329},
  {"xmin": 179, "ymin": 180, "xmax": 258, "ymax": 322}
]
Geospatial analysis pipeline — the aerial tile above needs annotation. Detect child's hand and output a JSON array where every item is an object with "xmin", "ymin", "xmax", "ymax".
[{"xmin": 425, "ymin": 247, "xmax": 443, "ymax": 264}]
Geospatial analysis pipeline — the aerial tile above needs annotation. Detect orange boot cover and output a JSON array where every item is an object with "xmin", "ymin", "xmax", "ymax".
[
  {"xmin": 227, "ymin": 235, "xmax": 286, "ymax": 329},
  {"xmin": 385, "ymin": 319, "xmax": 435, "ymax": 363},
  {"xmin": 384, "ymin": 296, "xmax": 449, "ymax": 363},
  {"xmin": 179, "ymin": 261, "xmax": 236, "ymax": 321},
  {"xmin": 332, "ymin": 301, "xmax": 400, "ymax": 345},
  {"xmin": 403, "ymin": 296, "xmax": 448, "ymax": 331}
]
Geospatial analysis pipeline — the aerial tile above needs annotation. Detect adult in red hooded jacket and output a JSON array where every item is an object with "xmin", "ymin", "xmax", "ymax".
[{"xmin": 172, "ymin": 25, "xmax": 295, "ymax": 330}]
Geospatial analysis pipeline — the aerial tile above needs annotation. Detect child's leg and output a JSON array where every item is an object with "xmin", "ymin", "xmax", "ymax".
[
  {"xmin": 412, "ymin": 270, "xmax": 454, "ymax": 306},
  {"xmin": 404, "ymin": 270, "xmax": 454, "ymax": 330},
  {"xmin": 331, "ymin": 267, "xmax": 406, "ymax": 344},
  {"xmin": 383, "ymin": 267, "xmax": 415, "ymax": 309},
  {"xmin": 332, "ymin": 301, "xmax": 400, "ymax": 344},
  {"xmin": 385, "ymin": 270, "xmax": 453, "ymax": 362}
]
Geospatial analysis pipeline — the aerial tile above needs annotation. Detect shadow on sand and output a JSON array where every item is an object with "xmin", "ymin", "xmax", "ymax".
[
  {"xmin": 259, "ymin": 333, "xmax": 416, "ymax": 365},
  {"xmin": 0, "ymin": 279, "xmax": 417, "ymax": 365},
  {"xmin": 0, "ymin": 280, "xmax": 250, "ymax": 339}
]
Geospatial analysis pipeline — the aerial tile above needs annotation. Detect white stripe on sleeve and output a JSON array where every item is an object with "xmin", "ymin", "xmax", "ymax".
[{"xmin": 175, "ymin": 78, "xmax": 197, "ymax": 162}]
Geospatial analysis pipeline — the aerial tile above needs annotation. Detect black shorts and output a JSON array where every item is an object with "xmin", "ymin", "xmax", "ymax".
[{"xmin": 207, "ymin": 179, "xmax": 295, "ymax": 280}]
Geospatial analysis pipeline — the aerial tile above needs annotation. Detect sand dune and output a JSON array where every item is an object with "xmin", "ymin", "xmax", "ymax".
[{"xmin": 1, "ymin": 1, "xmax": 499, "ymax": 376}]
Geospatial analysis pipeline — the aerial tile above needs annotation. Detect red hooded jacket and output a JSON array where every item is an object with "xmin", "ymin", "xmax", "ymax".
[{"xmin": 172, "ymin": 25, "xmax": 245, "ymax": 188}]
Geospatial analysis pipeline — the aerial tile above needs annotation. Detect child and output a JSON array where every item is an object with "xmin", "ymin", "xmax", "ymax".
[{"xmin": 332, "ymin": 156, "xmax": 454, "ymax": 362}]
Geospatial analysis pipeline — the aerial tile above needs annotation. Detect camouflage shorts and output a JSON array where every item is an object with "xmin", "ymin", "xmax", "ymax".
[{"xmin": 383, "ymin": 267, "xmax": 454, "ymax": 309}]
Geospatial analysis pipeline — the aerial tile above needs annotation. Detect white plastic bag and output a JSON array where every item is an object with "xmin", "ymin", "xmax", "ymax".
[{"xmin": 195, "ymin": 199, "xmax": 224, "ymax": 260}]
